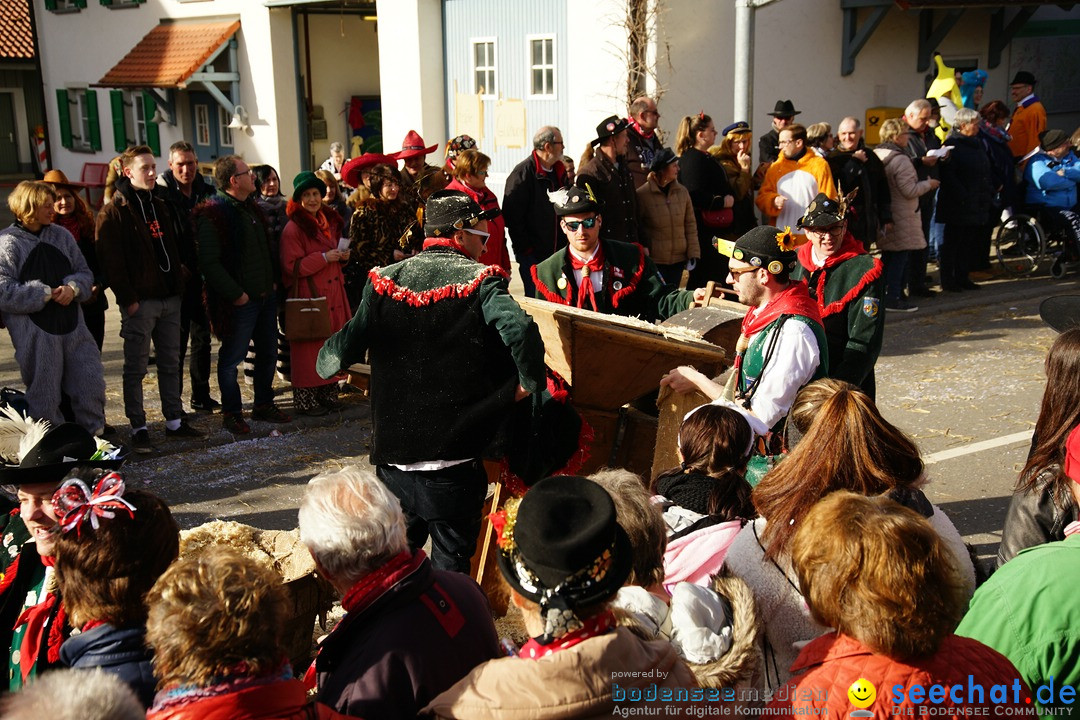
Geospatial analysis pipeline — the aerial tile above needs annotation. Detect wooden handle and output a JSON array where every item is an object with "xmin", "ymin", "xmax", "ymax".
[{"xmin": 703, "ymin": 281, "xmax": 716, "ymax": 308}]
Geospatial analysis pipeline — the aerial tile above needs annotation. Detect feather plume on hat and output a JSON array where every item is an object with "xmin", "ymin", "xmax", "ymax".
[
  {"xmin": 0, "ymin": 406, "xmax": 51, "ymax": 466},
  {"xmin": 547, "ymin": 187, "xmax": 571, "ymax": 207}
]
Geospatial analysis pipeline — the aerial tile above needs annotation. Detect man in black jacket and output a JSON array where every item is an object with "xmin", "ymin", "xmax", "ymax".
[
  {"xmin": 576, "ymin": 115, "xmax": 639, "ymax": 247},
  {"xmin": 828, "ymin": 117, "xmax": 892, "ymax": 251},
  {"xmin": 502, "ymin": 126, "xmax": 570, "ymax": 297}
]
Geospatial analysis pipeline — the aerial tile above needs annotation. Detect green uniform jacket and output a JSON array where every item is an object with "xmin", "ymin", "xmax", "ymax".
[
  {"xmin": 956, "ymin": 534, "xmax": 1080, "ymax": 719},
  {"xmin": 791, "ymin": 250, "xmax": 884, "ymax": 393},
  {"xmin": 531, "ymin": 239, "xmax": 691, "ymax": 322}
]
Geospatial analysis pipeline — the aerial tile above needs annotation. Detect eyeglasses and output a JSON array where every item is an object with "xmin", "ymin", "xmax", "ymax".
[
  {"xmin": 233, "ymin": 169, "xmax": 251, "ymax": 178},
  {"xmin": 807, "ymin": 225, "xmax": 845, "ymax": 238},
  {"xmin": 478, "ymin": 171, "xmax": 489, "ymax": 176},
  {"xmin": 563, "ymin": 217, "xmax": 598, "ymax": 231},
  {"xmin": 728, "ymin": 266, "xmax": 759, "ymax": 279},
  {"xmin": 777, "ymin": 140, "xmax": 796, "ymax": 147}
]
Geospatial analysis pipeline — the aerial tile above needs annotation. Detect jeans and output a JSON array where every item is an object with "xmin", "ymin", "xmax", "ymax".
[
  {"xmin": 881, "ymin": 250, "xmax": 909, "ymax": 303},
  {"xmin": 217, "ymin": 293, "xmax": 278, "ymax": 415},
  {"xmin": 180, "ymin": 287, "xmax": 213, "ymax": 402},
  {"xmin": 376, "ymin": 460, "xmax": 488, "ymax": 575},
  {"xmin": 119, "ymin": 295, "xmax": 183, "ymax": 427}
]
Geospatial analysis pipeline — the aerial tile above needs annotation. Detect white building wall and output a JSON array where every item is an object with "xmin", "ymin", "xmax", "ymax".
[{"xmin": 35, "ymin": 0, "xmax": 295, "ymax": 174}]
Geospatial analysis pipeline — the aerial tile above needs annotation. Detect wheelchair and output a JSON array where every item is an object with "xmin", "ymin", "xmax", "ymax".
[{"xmin": 993, "ymin": 205, "xmax": 1080, "ymax": 279}]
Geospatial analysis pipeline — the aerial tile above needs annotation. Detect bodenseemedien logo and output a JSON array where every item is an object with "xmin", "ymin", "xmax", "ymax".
[{"xmin": 849, "ymin": 678, "xmax": 877, "ymax": 717}]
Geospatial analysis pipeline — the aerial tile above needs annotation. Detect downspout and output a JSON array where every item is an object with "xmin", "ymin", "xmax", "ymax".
[
  {"xmin": 733, "ymin": 0, "xmax": 783, "ymax": 126},
  {"xmin": 292, "ymin": 7, "xmax": 309, "ymax": 170}
]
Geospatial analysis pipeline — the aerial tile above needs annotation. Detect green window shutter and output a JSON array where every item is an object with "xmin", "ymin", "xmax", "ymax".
[
  {"xmin": 110, "ymin": 90, "xmax": 127, "ymax": 153},
  {"xmin": 85, "ymin": 89, "xmax": 102, "ymax": 151},
  {"xmin": 76, "ymin": 0, "xmax": 87, "ymax": 6},
  {"xmin": 143, "ymin": 93, "xmax": 160, "ymax": 157},
  {"xmin": 56, "ymin": 89, "xmax": 72, "ymax": 149},
  {"xmin": 45, "ymin": 0, "xmax": 57, "ymax": 10},
  {"xmin": 99, "ymin": 0, "xmax": 113, "ymax": 5}
]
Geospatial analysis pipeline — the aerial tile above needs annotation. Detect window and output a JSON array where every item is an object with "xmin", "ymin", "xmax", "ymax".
[
  {"xmin": 100, "ymin": 0, "xmax": 146, "ymax": 7},
  {"xmin": 56, "ymin": 88, "xmax": 101, "ymax": 152},
  {"xmin": 109, "ymin": 90, "xmax": 160, "ymax": 155},
  {"xmin": 528, "ymin": 36, "xmax": 556, "ymax": 98},
  {"xmin": 472, "ymin": 39, "xmax": 496, "ymax": 98},
  {"xmin": 44, "ymin": 0, "xmax": 87, "ymax": 12},
  {"xmin": 194, "ymin": 104, "xmax": 211, "ymax": 147},
  {"xmin": 218, "ymin": 106, "xmax": 234, "ymax": 148}
]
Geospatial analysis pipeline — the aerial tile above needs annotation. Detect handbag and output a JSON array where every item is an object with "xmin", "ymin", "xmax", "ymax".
[
  {"xmin": 701, "ymin": 205, "xmax": 734, "ymax": 230},
  {"xmin": 284, "ymin": 259, "xmax": 332, "ymax": 342}
]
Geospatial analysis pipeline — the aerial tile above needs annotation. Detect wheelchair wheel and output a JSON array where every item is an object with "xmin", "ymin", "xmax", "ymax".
[
  {"xmin": 1051, "ymin": 254, "xmax": 1068, "ymax": 279},
  {"xmin": 994, "ymin": 215, "xmax": 1045, "ymax": 276}
]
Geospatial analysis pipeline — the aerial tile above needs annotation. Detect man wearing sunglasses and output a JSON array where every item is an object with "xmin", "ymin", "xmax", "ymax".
[
  {"xmin": 317, "ymin": 190, "xmax": 546, "ymax": 575},
  {"xmin": 791, "ymin": 193, "xmax": 885, "ymax": 399},
  {"xmin": 532, "ymin": 185, "xmax": 697, "ymax": 322}
]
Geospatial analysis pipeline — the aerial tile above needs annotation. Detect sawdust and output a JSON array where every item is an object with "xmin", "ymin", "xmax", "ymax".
[{"xmin": 179, "ymin": 520, "xmax": 316, "ymax": 583}]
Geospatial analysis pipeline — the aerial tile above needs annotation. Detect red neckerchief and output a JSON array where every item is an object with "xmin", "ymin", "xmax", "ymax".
[
  {"xmin": 740, "ymin": 280, "xmax": 822, "ymax": 340},
  {"xmin": 568, "ymin": 245, "xmax": 605, "ymax": 311},
  {"xmin": 518, "ymin": 610, "xmax": 617, "ymax": 659},
  {"xmin": 14, "ymin": 555, "xmax": 66, "ymax": 681},
  {"xmin": 627, "ymin": 117, "xmax": 655, "ymax": 140},
  {"xmin": 532, "ymin": 151, "xmax": 568, "ymax": 187},
  {"xmin": 303, "ymin": 550, "xmax": 426, "ymax": 690},
  {"xmin": 796, "ymin": 231, "xmax": 865, "ymax": 272},
  {"xmin": 423, "ymin": 237, "xmax": 469, "ymax": 255}
]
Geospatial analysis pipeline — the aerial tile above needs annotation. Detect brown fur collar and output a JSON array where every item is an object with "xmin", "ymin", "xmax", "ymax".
[{"xmin": 285, "ymin": 200, "xmax": 343, "ymax": 240}]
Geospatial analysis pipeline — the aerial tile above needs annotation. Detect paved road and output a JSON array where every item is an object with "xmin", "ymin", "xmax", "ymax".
[{"xmin": 1, "ymin": 266, "xmax": 1077, "ymax": 568}]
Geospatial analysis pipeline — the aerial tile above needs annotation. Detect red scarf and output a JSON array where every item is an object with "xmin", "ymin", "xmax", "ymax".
[
  {"xmin": 569, "ymin": 246, "xmax": 605, "ymax": 311},
  {"xmin": 303, "ymin": 550, "xmax": 426, "ymax": 689},
  {"xmin": 422, "ymin": 237, "xmax": 469, "ymax": 255},
  {"xmin": 627, "ymin": 117, "xmax": 655, "ymax": 140},
  {"xmin": 13, "ymin": 555, "xmax": 66, "ymax": 682},
  {"xmin": 518, "ymin": 610, "xmax": 617, "ymax": 659},
  {"xmin": 740, "ymin": 280, "xmax": 822, "ymax": 339},
  {"xmin": 796, "ymin": 231, "xmax": 866, "ymax": 273}
]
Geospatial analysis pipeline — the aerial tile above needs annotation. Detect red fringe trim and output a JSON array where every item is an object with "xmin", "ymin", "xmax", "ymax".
[
  {"xmin": 0, "ymin": 553, "xmax": 20, "ymax": 598},
  {"xmin": 532, "ymin": 265, "xmax": 569, "ymax": 305},
  {"xmin": 610, "ymin": 246, "xmax": 647, "ymax": 309},
  {"xmin": 368, "ymin": 264, "xmax": 508, "ymax": 307},
  {"xmin": 816, "ymin": 257, "xmax": 884, "ymax": 318}
]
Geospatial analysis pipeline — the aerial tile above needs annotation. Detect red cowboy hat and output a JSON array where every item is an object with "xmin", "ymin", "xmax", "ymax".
[
  {"xmin": 397, "ymin": 130, "xmax": 438, "ymax": 159},
  {"xmin": 341, "ymin": 153, "xmax": 397, "ymax": 188}
]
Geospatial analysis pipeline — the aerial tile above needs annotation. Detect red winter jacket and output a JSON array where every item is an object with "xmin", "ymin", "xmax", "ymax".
[
  {"xmin": 147, "ymin": 678, "xmax": 358, "ymax": 720},
  {"xmin": 767, "ymin": 633, "xmax": 1032, "ymax": 719}
]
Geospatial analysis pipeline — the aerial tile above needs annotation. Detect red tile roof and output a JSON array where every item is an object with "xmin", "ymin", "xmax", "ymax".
[
  {"xmin": 0, "ymin": 0, "xmax": 34, "ymax": 61},
  {"xmin": 96, "ymin": 20, "xmax": 240, "ymax": 88}
]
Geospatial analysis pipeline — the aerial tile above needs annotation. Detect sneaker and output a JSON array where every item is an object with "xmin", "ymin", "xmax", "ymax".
[
  {"xmin": 190, "ymin": 396, "xmax": 221, "ymax": 412},
  {"xmin": 885, "ymin": 300, "xmax": 919, "ymax": 313},
  {"xmin": 252, "ymin": 404, "xmax": 292, "ymax": 424},
  {"xmin": 166, "ymin": 419, "xmax": 207, "ymax": 440},
  {"xmin": 130, "ymin": 428, "xmax": 155, "ymax": 454},
  {"xmin": 223, "ymin": 413, "xmax": 251, "ymax": 435}
]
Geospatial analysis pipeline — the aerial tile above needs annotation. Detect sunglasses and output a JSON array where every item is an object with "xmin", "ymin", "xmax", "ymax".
[
  {"xmin": 728, "ymin": 266, "xmax": 759, "ymax": 278},
  {"xmin": 563, "ymin": 217, "xmax": 598, "ymax": 231}
]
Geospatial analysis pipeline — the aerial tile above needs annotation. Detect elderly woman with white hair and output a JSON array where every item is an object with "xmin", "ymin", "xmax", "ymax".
[
  {"xmin": 299, "ymin": 466, "xmax": 500, "ymax": 720},
  {"xmin": 936, "ymin": 107, "xmax": 994, "ymax": 291}
]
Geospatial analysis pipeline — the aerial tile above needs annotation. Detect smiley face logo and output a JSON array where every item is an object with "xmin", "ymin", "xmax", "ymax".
[{"xmin": 848, "ymin": 678, "xmax": 877, "ymax": 715}]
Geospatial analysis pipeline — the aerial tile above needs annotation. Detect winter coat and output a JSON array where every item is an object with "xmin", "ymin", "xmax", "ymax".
[
  {"xmin": 613, "ymin": 573, "xmax": 760, "ymax": 691},
  {"xmin": 148, "ymin": 678, "xmax": 355, "ymax": 720},
  {"xmin": 1007, "ymin": 96, "xmax": 1046, "ymax": 161},
  {"xmin": 313, "ymin": 548, "xmax": 502, "ymax": 719},
  {"xmin": 576, "ymin": 151, "xmax": 640, "ymax": 246},
  {"xmin": 445, "ymin": 177, "xmax": 510, "ymax": 273},
  {"xmin": 828, "ymin": 143, "xmax": 892, "ymax": 248},
  {"xmin": 625, "ymin": 125, "xmax": 662, "ymax": 190},
  {"xmin": 1024, "ymin": 151, "xmax": 1080, "ymax": 209},
  {"xmin": 724, "ymin": 510, "xmax": 976, "ymax": 692},
  {"xmin": 716, "ymin": 151, "xmax": 757, "ymax": 237},
  {"xmin": 679, "ymin": 146, "xmax": 736, "ymax": 245},
  {"xmin": 874, "ymin": 145, "xmax": 934, "ymax": 251},
  {"xmin": 97, "ymin": 180, "xmax": 186, "ymax": 306},
  {"xmin": 60, "ymin": 623, "xmax": 156, "ymax": 707},
  {"xmin": 768, "ymin": 633, "xmax": 1032, "ymax": 717},
  {"xmin": 635, "ymin": 177, "xmax": 699, "ymax": 264},
  {"xmin": 502, "ymin": 151, "xmax": 569, "ymax": 263},
  {"xmin": 958, "ymin": 534, "xmax": 1080, "ymax": 718},
  {"xmin": 256, "ymin": 193, "xmax": 289, "ymax": 249},
  {"xmin": 422, "ymin": 626, "xmax": 705, "ymax": 719},
  {"xmin": 936, "ymin": 134, "xmax": 993, "ymax": 227},
  {"xmin": 280, "ymin": 202, "xmax": 351, "ymax": 388},
  {"xmin": 343, "ymin": 196, "xmax": 414, "ymax": 301},
  {"xmin": 997, "ymin": 466, "xmax": 1079, "ymax": 567},
  {"xmin": 755, "ymin": 151, "xmax": 836, "ymax": 241}
]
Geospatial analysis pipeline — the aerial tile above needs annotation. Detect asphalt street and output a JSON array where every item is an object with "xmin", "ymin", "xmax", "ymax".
[{"xmin": 1, "ymin": 266, "xmax": 1077, "ymax": 569}]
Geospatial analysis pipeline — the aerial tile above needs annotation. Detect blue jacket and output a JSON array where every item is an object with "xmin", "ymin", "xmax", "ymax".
[
  {"xmin": 60, "ymin": 623, "xmax": 156, "ymax": 707},
  {"xmin": 1024, "ymin": 151, "xmax": 1080, "ymax": 209}
]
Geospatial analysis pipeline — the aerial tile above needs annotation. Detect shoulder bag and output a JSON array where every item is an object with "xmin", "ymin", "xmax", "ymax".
[{"xmin": 284, "ymin": 258, "xmax": 332, "ymax": 342}]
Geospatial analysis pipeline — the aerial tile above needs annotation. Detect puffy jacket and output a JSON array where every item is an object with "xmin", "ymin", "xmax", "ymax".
[
  {"xmin": 958, "ymin": 534, "xmax": 1080, "ymax": 718},
  {"xmin": 768, "ymin": 633, "xmax": 1032, "ymax": 717},
  {"xmin": 60, "ymin": 623, "xmax": 156, "ymax": 707},
  {"xmin": 1024, "ymin": 151, "xmax": 1080, "ymax": 209},
  {"xmin": 635, "ymin": 177, "xmax": 699, "ymax": 264},
  {"xmin": 997, "ymin": 467, "xmax": 1079, "ymax": 567},
  {"xmin": 874, "ymin": 145, "xmax": 935, "ymax": 252}
]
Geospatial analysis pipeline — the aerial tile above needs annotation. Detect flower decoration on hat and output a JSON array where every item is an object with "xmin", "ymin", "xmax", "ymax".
[
  {"xmin": 776, "ymin": 226, "xmax": 797, "ymax": 252},
  {"xmin": 53, "ymin": 471, "xmax": 135, "ymax": 537},
  {"xmin": 488, "ymin": 497, "xmax": 521, "ymax": 553}
]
